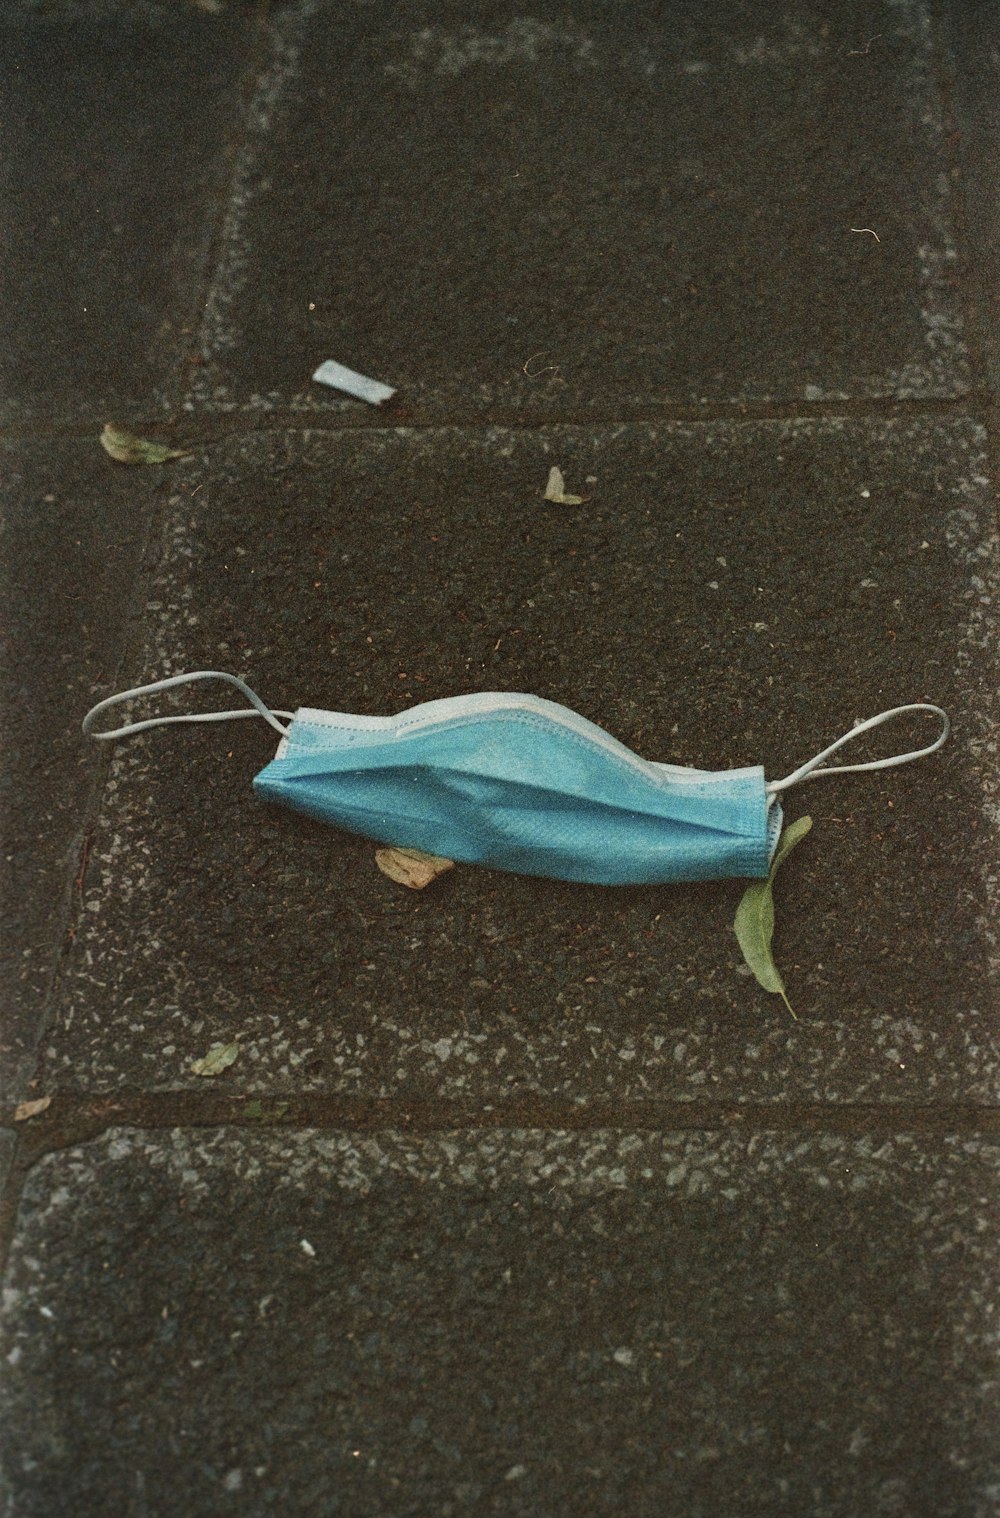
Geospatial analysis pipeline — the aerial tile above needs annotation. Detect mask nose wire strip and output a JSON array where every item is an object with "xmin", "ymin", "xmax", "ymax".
[
  {"xmin": 765, "ymin": 703, "xmax": 949, "ymax": 796},
  {"xmin": 81, "ymin": 670, "xmax": 293, "ymax": 740}
]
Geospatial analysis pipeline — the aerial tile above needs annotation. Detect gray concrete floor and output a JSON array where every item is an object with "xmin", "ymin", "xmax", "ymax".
[{"xmin": 1, "ymin": 2, "xmax": 998, "ymax": 1514}]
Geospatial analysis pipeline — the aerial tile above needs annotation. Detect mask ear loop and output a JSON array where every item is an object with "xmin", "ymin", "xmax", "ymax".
[
  {"xmin": 766, "ymin": 703, "xmax": 949, "ymax": 797},
  {"xmin": 82, "ymin": 670, "xmax": 293, "ymax": 740}
]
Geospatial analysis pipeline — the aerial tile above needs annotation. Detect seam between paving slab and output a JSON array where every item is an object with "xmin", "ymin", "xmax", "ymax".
[
  {"xmin": 7, "ymin": 1094, "xmax": 1000, "ymax": 1139},
  {"xmin": 2, "ymin": 395, "xmax": 995, "ymax": 452},
  {"xmin": 3, "ymin": 1095, "xmax": 1000, "ymax": 1273}
]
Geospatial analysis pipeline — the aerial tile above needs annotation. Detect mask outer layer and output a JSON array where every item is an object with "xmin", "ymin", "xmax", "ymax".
[
  {"xmin": 82, "ymin": 672, "xmax": 948, "ymax": 889},
  {"xmin": 251, "ymin": 692, "xmax": 782, "ymax": 886}
]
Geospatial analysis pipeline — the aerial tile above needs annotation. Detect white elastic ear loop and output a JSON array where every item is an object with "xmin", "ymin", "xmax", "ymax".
[
  {"xmin": 82, "ymin": 670, "xmax": 293, "ymax": 740},
  {"xmin": 766, "ymin": 703, "xmax": 949, "ymax": 796}
]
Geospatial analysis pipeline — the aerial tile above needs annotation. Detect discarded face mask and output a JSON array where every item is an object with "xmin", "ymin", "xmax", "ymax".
[{"xmin": 82, "ymin": 672, "xmax": 949, "ymax": 888}]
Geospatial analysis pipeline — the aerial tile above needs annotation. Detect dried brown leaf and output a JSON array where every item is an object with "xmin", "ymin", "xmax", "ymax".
[
  {"xmin": 14, "ymin": 1096, "xmax": 52, "ymax": 1122},
  {"xmin": 375, "ymin": 846, "xmax": 455, "ymax": 889}
]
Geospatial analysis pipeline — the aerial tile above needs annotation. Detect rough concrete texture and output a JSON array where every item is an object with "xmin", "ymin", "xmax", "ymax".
[
  {"xmin": 0, "ymin": 441, "xmax": 168, "ymax": 1104},
  {"xmin": 188, "ymin": 0, "xmax": 970, "ymax": 416},
  {"xmin": 2, "ymin": 1127, "xmax": 999, "ymax": 1518},
  {"xmin": 0, "ymin": 0, "xmax": 257, "ymax": 425},
  {"xmin": 1, "ymin": 0, "xmax": 998, "ymax": 1511},
  {"xmin": 42, "ymin": 419, "xmax": 998, "ymax": 1100},
  {"xmin": 939, "ymin": 0, "xmax": 1000, "ymax": 390}
]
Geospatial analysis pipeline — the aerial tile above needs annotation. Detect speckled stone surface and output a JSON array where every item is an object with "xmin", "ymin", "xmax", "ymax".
[
  {"xmin": 41, "ymin": 419, "xmax": 998, "ymax": 1101},
  {"xmin": 1, "ymin": 1127, "xmax": 998, "ymax": 1517}
]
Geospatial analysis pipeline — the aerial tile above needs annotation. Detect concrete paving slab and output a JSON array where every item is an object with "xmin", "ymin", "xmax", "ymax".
[
  {"xmin": 0, "ymin": 1125, "xmax": 997, "ymax": 1516},
  {"xmin": 186, "ymin": 0, "xmax": 970, "ymax": 418},
  {"xmin": 0, "ymin": 440, "xmax": 179, "ymax": 1103},
  {"xmin": 0, "ymin": 0, "xmax": 258, "ymax": 427},
  {"xmin": 43, "ymin": 418, "xmax": 998, "ymax": 1101}
]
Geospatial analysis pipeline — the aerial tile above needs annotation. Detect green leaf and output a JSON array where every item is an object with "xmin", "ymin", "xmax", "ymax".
[
  {"xmin": 190, "ymin": 1041, "xmax": 240, "ymax": 1077},
  {"xmin": 100, "ymin": 423, "xmax": 185, "ymax": 465},
  {"xmin": 734, "ymin": 815, "xmax": 813, "ymax": 1018}
]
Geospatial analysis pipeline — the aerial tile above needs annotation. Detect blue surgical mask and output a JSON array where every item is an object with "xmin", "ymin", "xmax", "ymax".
[{"xmin": 82, "ymin": 671, "xmax": 949, "ymax": 887}]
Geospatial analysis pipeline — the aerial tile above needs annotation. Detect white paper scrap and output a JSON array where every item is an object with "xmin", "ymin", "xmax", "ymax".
[{"xmin": 312, "ymin": 359, "xmax": 396, "ymax": 405}]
